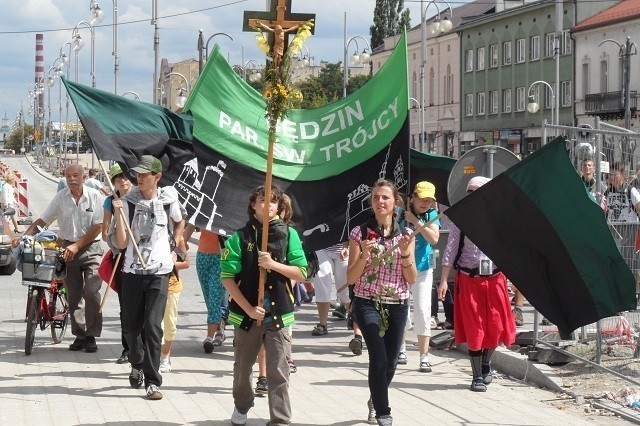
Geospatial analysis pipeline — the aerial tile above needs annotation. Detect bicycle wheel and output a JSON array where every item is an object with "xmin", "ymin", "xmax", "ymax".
[
  {"xmin": 25, "ymin": 289, "xmax": 39, "ymax": 356},
  {"xmin": 50, "ymin": 291, "xmax": 69, "ymax": 344}
]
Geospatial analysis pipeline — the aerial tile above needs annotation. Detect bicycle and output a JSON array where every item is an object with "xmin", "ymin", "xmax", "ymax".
[{"xmin": 22, "ymin": 243, "xmax": 68, "ymax": 356}]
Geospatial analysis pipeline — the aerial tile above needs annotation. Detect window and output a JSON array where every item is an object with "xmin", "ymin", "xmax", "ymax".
[
  {"xmin": 545, "ymin": 33, "xmax": 555, "ymax": 58},
  {"xmin": 530, "ymin": 35, "xmax": 540, "ymax": 60},
  {"xmin": 445, "ymin": 65, "xmax": 454, "ymax": 104},
  {"xmin": 502, "ymin": 88, "xmax": 512, "ymax": 113},
  {"xmin": 582, "ymin": 62, "xmax": 589, "ymax": 97},
  {"xmin": 490, "ymin": 44, "xmax": 498, "ymax": 67},
  {"xmin": 562, "ymin": 30, "xmax": 571, "ymax": 55},
  {"xmin": 561, "ymin": 81, "xmax": 571, "ymax": 107},
  {"xmin": 477, "ymin": 47, "xmax": 485, "ymax": 70},
  {"xmin": 544, "ymin": 85, "xmax": 553, "ymax": 109},
  {"xmin": 465, "ymin": 50, "xmax": 473, "ymax": 72},
  {"xmin": 600, "ymin": 60, "xmax": 608, "ymax": 92},
  {"xmin": 465, "ymin": 93, "xmax": 473, "ymax": 116},
  {"xmin": 503, "ymin": 41, "xmax": 512, "ymax": 65},
  {"xmin": 516, "ymin": 87, "xmax": 526, "ymax": 111},
  {"xmin": 516, "ymin": 39, "xmax": 526, "ymax": 63},
  {"xmin": 429, "ymin": 68, "xmax": 435, "ymax": 105},
  {"xmin": 412, "ymin": 71, "xmax": 418, "ymax": 100},
  {"xmin": 489, "ymin": 91, "xmax": 498, "ymax": 114},
  {"xmin": 477, "ymin": 92, "xmax": 486, "ymax": 115}
]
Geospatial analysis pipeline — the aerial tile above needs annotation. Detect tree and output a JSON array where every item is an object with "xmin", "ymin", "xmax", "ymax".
[
  {"xmin": 6, "ymin": 124, "xmax": 34, "ymax": 153},
  {"xmin": 370, "ymin": 0, "xmax": 411, "ymax": 50}
]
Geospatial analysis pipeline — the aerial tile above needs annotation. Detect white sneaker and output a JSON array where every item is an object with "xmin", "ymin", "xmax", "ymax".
[
  {"xmin": 429, "ymin": 317, "xmax": 438, "ymax": 329},
  {"xmin": 231, "ymin": 407, "xmax": 247, "ymax": 425},
  {"xmin": 213, "ymin": 330, "xmax": 226, "ymax": 346},
  {"xmin": 159, "ymin": 356, "xmax": 171, "ymax": 373},
  {"xmin": 397, "ymin": 352, "xmax": 407, "ymax": 365}
]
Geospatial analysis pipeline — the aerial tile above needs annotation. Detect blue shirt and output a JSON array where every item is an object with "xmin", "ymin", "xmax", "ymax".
[{"xmin": 412, "ymin": 208, "xmax": 440, "ymax": 271}]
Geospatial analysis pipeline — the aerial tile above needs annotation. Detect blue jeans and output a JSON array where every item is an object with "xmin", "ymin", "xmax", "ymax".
[{"xmin": 353, "ymin": 296, "xmax": 408, "ymax": 418}]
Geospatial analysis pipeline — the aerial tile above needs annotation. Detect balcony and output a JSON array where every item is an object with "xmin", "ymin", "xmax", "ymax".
[{"xmin": 584, "ymin": 91, "xmax": 637, "ymax": 120}]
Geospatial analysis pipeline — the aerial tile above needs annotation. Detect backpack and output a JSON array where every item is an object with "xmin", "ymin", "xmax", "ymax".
[{"xmin": 305, "ymin": 249, "xmax": 319, "ymax": 278}]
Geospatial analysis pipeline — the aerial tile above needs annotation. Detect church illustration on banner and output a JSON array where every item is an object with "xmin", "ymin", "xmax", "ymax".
[
  {"xmin": 173, "ymin": 158, "xmax": 229, "ymax": 235},
  {"xmin": 302, "ymin": 145, "xmax": 407, "ymax": 241}
]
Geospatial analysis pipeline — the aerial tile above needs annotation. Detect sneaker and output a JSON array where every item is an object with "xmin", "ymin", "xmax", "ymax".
[
  {"xmin": 470, "ymin": 377, "xmax": 487, "ymax": 392},
  {"xmin": 349, "ymin": 335, "xmax": 363, "ymax": 355},
  {"xmin": 159, "ymin": 356, "xmax": 172, "ymax": 373},
  {"xmin": 377, "ymin": 414, "xmax": 393, "ymax": 426},
  {"xmin": 213, "ymin": 330, "xmax": 226, "ymax": 346},
  {"xmin": 397, "ymin": 352, "xmax": 407, "ymax": 365},
  {"xmin": 146, "ymin": 384, "xmax": 163, "ymax": 400},
  {"xmin": 429, "ymin": 317, "xmax": 438, "ymax": 329},
  {"xmin": 231, "ymin": 407, "xmax": 247, "ymax": 425},
  {"xmin": 203, "ymin": 336, "xmax": 215, "ymax": 353},
  {"xmin": 367, "ymin": 399, "xmax": 376, "ymax": 424},
  {"xmin": 513, "ymin": 307, "xmax": 524, "ymax": 327},
  {"xmin": 311, "ymin": 323, "xmax": 328, "ymax": 336},
  {"xmin": 419, "ymin": 360, "xmax": 432, "ymax": 373},
  {"xmin": 255, "ymin": 376, "xmax": 268, "ymax": 395},
  {"xmin": 443, "ymin": 320, "xmax": 454, "ymax": 330},
  {"xmin": 84, "ymin": 336, "xmax": 98, "ymax": 353},
  {"xmin": 116, "ymin": 350, "xmax": 129, "ymax": 364},
  {"xmin": 68, "ymin": 337, "xmax": 86, "ymax": 351},
  {"xmin": 129, "ymin": 367, "xmax": 144, "ymax": 389},
  {"xmin": 332, "ymin": 304, "xmax": 347, "ymax": 319}
]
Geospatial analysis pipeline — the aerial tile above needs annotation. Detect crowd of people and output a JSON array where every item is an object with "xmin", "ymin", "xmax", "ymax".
[{"xmin": 12, "ymin": 158, "xmax": 529, "ymax": 426}]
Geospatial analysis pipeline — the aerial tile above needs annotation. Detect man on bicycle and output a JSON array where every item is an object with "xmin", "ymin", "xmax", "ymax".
[{"xmin": 16, "ymin": 163, "xmax": 104, "ymax": 353}]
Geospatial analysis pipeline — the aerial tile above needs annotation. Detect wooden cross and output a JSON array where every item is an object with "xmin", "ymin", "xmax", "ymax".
[{"xmin": 243, "ymin": 0, "xmax": 315, "ymax": 61}]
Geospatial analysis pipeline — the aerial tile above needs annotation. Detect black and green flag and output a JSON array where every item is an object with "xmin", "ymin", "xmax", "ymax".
[
  {"xmin": 62, "ymin": 77, "xmax": 195, "ymax": 186},
  {"xmin": 182, "ymin": 33, "xmax": 410, "ymax": 251},
  {"xmin": 410, "ymin": 149, "xmax": 456, "ymax": 206},
  {"xmin": 444, "ymin": 137, "xmax": 636, "ymax": 337}
]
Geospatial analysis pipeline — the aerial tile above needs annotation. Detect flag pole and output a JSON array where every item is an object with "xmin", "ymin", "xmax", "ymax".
[
  {"xmin": 94, "ymin": 158, "xmax": 147, "ymax": 269},
  {"xmin": 336, "ymin": 211, "xmax": 445, "ymax": 294},
  {"xmin": 99, "ymin": 251, "xmax": 121, "ymax": 312}
]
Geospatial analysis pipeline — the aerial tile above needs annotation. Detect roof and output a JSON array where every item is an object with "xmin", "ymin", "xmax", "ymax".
[
  {"xmin": 573, "ymin": 0, "xmax": 640, "ymax": 32},
  {"xmin": 409, "ymin": 0, "xmax": 496, "ymax": 31}
]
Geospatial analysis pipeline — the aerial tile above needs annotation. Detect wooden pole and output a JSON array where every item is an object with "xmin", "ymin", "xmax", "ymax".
[
  {"xmin": 99, "ymin": 251, "xmax": 121, "ymax": 312},
  {"xmin": 257, "ymin": 120, "xmax": 277, "ymax": 326}
]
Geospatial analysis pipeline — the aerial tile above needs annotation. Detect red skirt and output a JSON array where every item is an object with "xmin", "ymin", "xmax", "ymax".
[{"xmin": 453, "ymin": 271, "xmax": 516, "ymax": 350}]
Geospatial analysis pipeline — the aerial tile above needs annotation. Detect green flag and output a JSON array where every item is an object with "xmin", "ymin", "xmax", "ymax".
[{"xmin": 445, "ymin": 137, "xmax": 636, "ymax": 337}]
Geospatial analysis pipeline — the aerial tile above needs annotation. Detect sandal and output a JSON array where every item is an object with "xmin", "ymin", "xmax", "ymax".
[{"xmin": 311, "ymin": 323, "xmax": 328, "ymax": 336}]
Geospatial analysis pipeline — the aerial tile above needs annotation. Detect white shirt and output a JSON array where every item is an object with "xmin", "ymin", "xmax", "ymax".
[
  {"xmin": 40, "ymin": 185, "xmax": 105, "ymax": 241},
  {"xmin": 120, "ymin": 193, "xmax": 182, "ymax": 275},
  {"xmin": 84, "ymin": 177, "xmax": 104, "ymax": 192}
]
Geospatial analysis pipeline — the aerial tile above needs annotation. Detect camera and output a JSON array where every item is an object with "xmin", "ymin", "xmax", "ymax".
[{"xmin": 479, "ymin": 256, "xmax": 493, "ymax": 276}]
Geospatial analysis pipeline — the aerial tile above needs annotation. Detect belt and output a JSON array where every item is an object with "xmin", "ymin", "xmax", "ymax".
[
  {"xmin": 456, "ymin": 266, "xmax": 501, "ymax": 277},
  {"xmin": 355, "ymin": 296, "xmax": 407, "ymax": 305}
]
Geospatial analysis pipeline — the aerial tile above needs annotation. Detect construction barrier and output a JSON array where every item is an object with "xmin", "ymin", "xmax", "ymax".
[{"xmin": 15, "ymin": 179, "xmax": 30, "ymax": 224}]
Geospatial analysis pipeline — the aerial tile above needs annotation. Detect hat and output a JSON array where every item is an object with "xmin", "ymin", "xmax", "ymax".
[
  {"xmin": 413, "ymin": 181, "xmax": 436, "ymax": 200},
  {"xmin": 131, "ymin": 155, "xmax": 162, "ymax": 174},
  {"xmin": 466, "ymin": 176, "xmax": 491, "ymax": 191},
  {"xmin": 109, "ymin": 163, "xmax": 123, "ymax": 180}
]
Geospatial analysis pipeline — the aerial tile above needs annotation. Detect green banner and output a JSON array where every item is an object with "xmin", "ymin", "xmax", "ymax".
[{"xmin": 184, "ymin": 33, "xmax": 408, "ymax": 181}]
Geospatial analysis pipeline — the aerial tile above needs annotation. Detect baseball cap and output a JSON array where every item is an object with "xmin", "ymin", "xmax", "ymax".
[
  {"xmin": 413, "ymin": 181, "xmax": 436, "ymax": 200},
  {"xmin": 109, "ymin": 163, "xmax": 123, "ymax": 180},
  {"xmin": 131, "ymin": 155, "xmax": 162, "ymax": 174}
]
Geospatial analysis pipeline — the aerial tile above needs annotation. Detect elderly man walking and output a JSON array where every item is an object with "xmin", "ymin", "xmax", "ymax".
[{"xmin": 18, "ymin": 163, "xmax": 105, "ymax": 352}]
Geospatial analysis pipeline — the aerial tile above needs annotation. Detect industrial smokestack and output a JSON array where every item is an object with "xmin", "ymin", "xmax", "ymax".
[{"xmin": 35, "ymin": 33, "xmax": 44, "ymax": 133}]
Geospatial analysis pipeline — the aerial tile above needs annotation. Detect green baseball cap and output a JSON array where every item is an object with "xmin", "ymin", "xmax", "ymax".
[{"xmin": 131, "ymin": 155, "xmax": 162, "ymax": 174}]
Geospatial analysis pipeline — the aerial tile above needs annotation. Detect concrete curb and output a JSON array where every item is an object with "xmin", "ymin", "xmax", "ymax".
[
  {"xmin": 456, "ymin": 342, "xmax": 564, "ymax": 392},
  {"xmin": 23, "ymin": 155, "xmax": 58, "ymax": 184}
]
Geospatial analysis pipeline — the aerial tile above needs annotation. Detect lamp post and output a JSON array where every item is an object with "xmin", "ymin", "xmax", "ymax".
[
  {"xmin": 243, "ymin": 60, "xmax": 262, "ymax": 83},
  {"xmin": 161, "ymin": 72, "xmax": 190, "ymax": 110},
  {"xmin": 89, "ymin": 0, "xmax": 119, "ymax": 94},
  {"xmin": 527, "ymin": 80, "xmax": 555, "ymax": 143},
  {"xmin": 72, "ymin": 21, "xmax": 96, "ymax": 88},
  {"xmin": 419, "ymin": 0, "xmax": 453, "ymax": 153},
  {"xmin": 59, "ymin": 41, "xmax": 72, "ymax": 163},
  {"xmin": 342, "ymin": 21, "xmax": 371, "ymax": 98},
  {"xmin": 197, "ymin": 30, "xmax": 234, "ymax": 74},
  {"xmin": 122, "ymin": 91, "xmax": 141, "ymax": 101},
  {"xmin": 293, "ymin": 45, "xmax": 312, "ymax": 69}
]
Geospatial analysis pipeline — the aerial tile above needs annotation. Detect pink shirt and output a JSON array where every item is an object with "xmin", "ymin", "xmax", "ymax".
[{"xmin": 350, "ymin": 225, "xmax": 410, "ymax": 300}]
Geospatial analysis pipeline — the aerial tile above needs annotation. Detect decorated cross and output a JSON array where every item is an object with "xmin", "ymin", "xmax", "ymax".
[{"xmin": 243, "ymin": 0, "xmax": 315, "ymax": 68}]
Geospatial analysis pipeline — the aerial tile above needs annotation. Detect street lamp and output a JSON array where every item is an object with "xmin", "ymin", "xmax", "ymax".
[
  {"xmin": 293, "ymin": 45, "xmax": 312, "ymax": 69},
  {"xmin": 72, "ymin": 21, "xmax": 96, "ymax": 88},
  {"xmin": 59, "ymin": 41, "xmax": 72, "ymax": 163},
  {"xmin": 343, "ymin": 30, "xmax": 371, "ymax": 98},
  {"xmin": 161, "ymin": 72, "xmax": 190, "ymax": 109},
  {"xmin": 527, "ymin": 80, "xmax": 555, "ymax": 142},
  {"xmin": 122, "ymin": 91, "xmax": 141, "ymax": 101},
  {"xmin": 419, "ymin": 0, "xmax": 453, "ymax": 153},
  {"xmin": 89, "ymin": 0, "xmax": 119, "ymax": 94},
  {"xmin": 197, "ymin": 30, "xmax": 234, "ymax": 74},
  {"xmin": 243, "ymin": 60, "xmax": 262, "ymax": 83}
]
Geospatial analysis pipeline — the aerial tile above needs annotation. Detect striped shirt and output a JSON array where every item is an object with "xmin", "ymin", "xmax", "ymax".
[
  {"xmin": 441, "ymin": 221, "xmax": 489, "ymax": 270},
  {"xmin": 350, "ymin": 225, "xmax": 410, "ymax": 300}
]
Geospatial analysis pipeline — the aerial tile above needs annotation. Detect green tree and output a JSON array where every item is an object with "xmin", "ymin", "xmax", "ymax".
[
  {"xmin": 370, "ymin": 0, "xmax": 411, "ymax": 50},
  {"xmin": 6, "ymin": 124, "xmax": 34, "ymax": 153}
]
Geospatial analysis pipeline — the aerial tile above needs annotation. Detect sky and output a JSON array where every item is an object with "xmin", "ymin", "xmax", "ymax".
[{"xmin": 0, "ymin": 0, "xmax": 457, "ymax": 128}]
